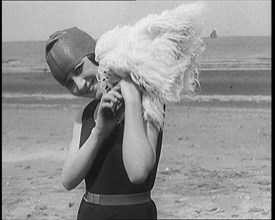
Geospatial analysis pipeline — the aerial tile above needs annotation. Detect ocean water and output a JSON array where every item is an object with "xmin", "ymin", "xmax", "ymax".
[
  {"xmin": 201, "ymin": 36, "xmax": 271, "ymax": 60},
  {"xmin": 200, "ymin": 36, "xmax": 271, "ymax": 69},
  {"xmin": 2, "ymin": 36, "xmax": 271, "ymax": 69},
  {"xmin": 2, "ymin": 41, "xmax": 46, "ymax": 64}
]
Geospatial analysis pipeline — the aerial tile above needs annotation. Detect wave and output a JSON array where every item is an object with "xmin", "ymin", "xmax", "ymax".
[{"xmin": 199, "ymin": 58, "xmax": 271, "ymax": 70}]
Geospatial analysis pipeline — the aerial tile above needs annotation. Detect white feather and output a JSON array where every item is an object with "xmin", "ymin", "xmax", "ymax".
[{"xmin": 95, "ymin": 2, "xmax": 206, "ymax": 130}]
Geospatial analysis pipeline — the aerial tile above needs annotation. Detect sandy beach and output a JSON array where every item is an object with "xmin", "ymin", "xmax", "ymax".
[
  {"xmin": 2, "ymin": 0, "xmax": 272, "ymax": 216},
  {"xmin": 2, "ymin": 102, "xmax": 271, "ymax": 219},
  {"xmin": 2, "ymin": 67, "xmax": 271, "ymax": 219}
]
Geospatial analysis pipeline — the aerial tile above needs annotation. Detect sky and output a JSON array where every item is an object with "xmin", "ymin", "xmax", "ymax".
[{"xmin": 2, "ymin": 1, "xmax": 271, "ymax": 42}]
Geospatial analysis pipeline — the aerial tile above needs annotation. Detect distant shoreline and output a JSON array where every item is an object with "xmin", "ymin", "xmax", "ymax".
[
  {"xmin": 1, "ymin": 35, "xmax": 272, "ymax": 43},
  {"xmin": 1, "ymin": 64, "xmax": 271, "ymax": 75},
  {"xmin": 2, "ymin": 36, "xmax": 271, "ymax": 73},
  {"xmin": 2, "ymin": 69, "xmax": 271, "ymax": 97}
]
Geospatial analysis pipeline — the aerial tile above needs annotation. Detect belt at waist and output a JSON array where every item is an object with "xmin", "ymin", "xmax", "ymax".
[{"xmin": 83, "ymin": 191, "xmax": 151, "ymax": 206}]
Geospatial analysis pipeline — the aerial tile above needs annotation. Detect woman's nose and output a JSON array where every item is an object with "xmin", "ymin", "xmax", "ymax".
[{"xmin": 72, "ymin": 77, "xmax": 86, "ymax": 91}]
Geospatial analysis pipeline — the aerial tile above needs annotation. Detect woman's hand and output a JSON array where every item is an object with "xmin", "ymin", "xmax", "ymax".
[
  {"xmin": 120, "ymin": 78, "xmax": 141, "ymax": 104},
  {"xmin": 94, "ymin": 84, "xmax": 124, "ymax": 138}
]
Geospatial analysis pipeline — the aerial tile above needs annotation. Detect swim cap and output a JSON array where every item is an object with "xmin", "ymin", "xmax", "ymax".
[{"xmin": 45, "ymin": 27, "xmax": 96, "ymax": 86}]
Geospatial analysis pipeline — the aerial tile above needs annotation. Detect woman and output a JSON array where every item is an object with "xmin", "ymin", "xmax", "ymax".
[{"xmin": 45, "ymin": 27, "xmax": 164, "ymax": 219}]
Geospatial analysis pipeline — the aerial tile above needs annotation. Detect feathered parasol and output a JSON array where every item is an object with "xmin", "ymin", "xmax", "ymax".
[{"xmin": 95, "ymin": 2, "xmax": 206, "ymax": 130}]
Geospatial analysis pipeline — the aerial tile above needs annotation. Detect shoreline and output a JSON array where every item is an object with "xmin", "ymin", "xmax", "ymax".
[
  {"xmin": 2, "ymin": 96, "xmax": 271, "ymax": 111},
  {"xmin": 2, "ymin": 69, "xmax": 272, "ymax": 97},
  {"xmin": 1, "ymin": 66, "xmax": 272, "ymax": 74}
]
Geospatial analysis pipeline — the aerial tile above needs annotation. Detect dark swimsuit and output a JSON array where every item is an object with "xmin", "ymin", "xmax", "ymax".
[{"xmin": 77, "ymin": 99, "xmax": 163, "ymax": 220}]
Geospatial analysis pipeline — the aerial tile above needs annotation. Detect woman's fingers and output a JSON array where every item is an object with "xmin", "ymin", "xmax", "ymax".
[
  {"xmin": 101, "ymin": 94, "xmax": 117, "ymax": 104},
  {"xmin": 101, "ymin": 86, "xmax": 123, "ymax": 104},
  {"xmin": 112, "ymin": 83, "xmax": 121, "ymax": 92},
  {"xmin": 109, "ymin": 90, "xmax": 122, "ymax": 100},
  {"xmin": 100, "ymin": 93, "xmax": 120, "ymax": 114},
  {"xmin": 114, "ymin": 100, "xmax": 125, "ymax": 118},
  {"xmin": 98, "ymin": 84, "xmax": 124, "ymax": 118},
  {"xmin": 100, "ymin": 101, "xmax": 114, "ymax": 110}
]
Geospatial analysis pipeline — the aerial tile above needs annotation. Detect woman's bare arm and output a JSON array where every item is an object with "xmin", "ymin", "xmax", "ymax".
[
  {"xmin": 61, "ymin": 110, "xmax": 105, "ymax": 190},
  {"xmin": 121, "ymin": 79, "xmax": 163, "ymax": 184},
  {"xmin": 62, "ymin": 87, "xmax": 123, "ymax": 190}
]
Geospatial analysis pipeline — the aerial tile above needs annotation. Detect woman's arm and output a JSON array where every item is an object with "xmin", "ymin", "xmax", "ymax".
[
  {"xmin": 61, "ymin": 115, "xmax": 105, "ymax": 190},
  {"xmin": 61, "ymin": 87, "xmax": 123, "ymax": 190},
  {"xmin": 120, "ymin": 79, "xmax": 163, "ymax": 184}
]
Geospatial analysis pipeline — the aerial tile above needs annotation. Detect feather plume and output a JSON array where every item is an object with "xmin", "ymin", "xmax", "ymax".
[{"xmin": 95, "ymin": 2, "xmax": 206, "ymax": 130}]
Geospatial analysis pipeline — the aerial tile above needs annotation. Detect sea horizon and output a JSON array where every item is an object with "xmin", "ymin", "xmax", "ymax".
[
  {"xmin": 1, "ymin": 35, "xmax": 272, "ymax": 43},
  {"xmin": 2, "ymin": 35, "xmax": 272, "ymax": 71}
]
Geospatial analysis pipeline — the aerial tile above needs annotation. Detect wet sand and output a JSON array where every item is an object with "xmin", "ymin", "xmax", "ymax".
[{"xmin": 2, "ymin": 69, "xmax": 271, "ymax": 219}]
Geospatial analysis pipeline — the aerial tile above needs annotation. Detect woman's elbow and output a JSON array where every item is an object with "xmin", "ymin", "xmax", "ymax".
[
  {"xmin": 128, "ymin": 173, "xmax": 148, "ymax": 184},
  {"xmin": 126, "ymin": 156, "xmax": 156, "ymax": 184},
  {"xmin": 62, "ymin": 180, "xmax": 74, "ymax": 191},
  {"xmin": 61, "ymin": 172, "xmax": 76, "ymax": 191},
  {"xmin": 127, "ymin": 167, "xmax": 151, "ymax": 184}
]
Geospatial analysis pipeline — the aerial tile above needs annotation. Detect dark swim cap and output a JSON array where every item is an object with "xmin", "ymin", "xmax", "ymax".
[{"xmin": 45, "ymin": 27, "xmax": 96, "ymax": 86}]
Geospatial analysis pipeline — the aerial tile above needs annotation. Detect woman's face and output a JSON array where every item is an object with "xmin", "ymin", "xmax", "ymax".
[{"xmin": 65, "ymin": 56, "xmax": 102, "ymax": 99}]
